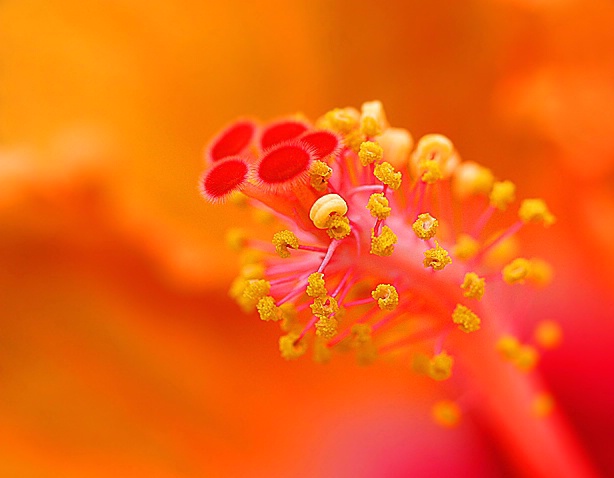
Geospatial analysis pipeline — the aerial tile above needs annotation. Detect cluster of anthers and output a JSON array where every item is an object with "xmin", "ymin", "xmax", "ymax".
[{"xmin": 200, "ymin": 101, "xmax": 561, "ymax": 427}]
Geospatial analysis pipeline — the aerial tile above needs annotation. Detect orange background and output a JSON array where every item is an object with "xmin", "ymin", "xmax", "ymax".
[{"xmin": 1, "ymin": 1, "xmax": 614, "ymax": 476}]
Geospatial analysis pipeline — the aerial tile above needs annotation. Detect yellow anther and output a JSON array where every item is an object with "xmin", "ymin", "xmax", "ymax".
[
  {"xmin": 239, "ymin": 249, "xmax": 263, "ymax": 266},
  {"xmin": 360, "ymin": 100, "xmax": 387, "ymax": 137},
  {"xmin": 496, "ymin": 335, "xmax": 521, "ymax": 360},
  {"xmin": 371, "ymin": 284, "xmax": 399, "ymax": 310},
  {"xmin": 310, "ymin": 296, "xmax": 339, "ymax": 319},
  {"xmin": 240, "ymin": 262, "xmax": 265, "ymax": 280},
  {"xmin": 251, "ymin": 208, "xmax": 275, "ymax": 225},
  {"xmin": 344, "ymin": 129, "xmax": 366, "ymax": 153},
  {"xmin": 412, "ymin": 353, "xmax": 431, "ymax": 375},
  {"xmin": 351, "ymin": 323, "xmax": 372, "ymax": 344},
  {"xmin": 413, "ymin": 133, "xmax": 453, "ymax": 162},
  {"xmin": 272, "ymin": 230, "xmax": 299, "ymax": 258},
  {"xmin": 532, "ymin": 393, "xmax": 555, "ymax": 418},
  {"xmin": 527, "ymin": 259, "xmax": 553, "ymax": 287},
  {"xmin": 452, "ymin": 161, "xmax": 495, "ymax": 199},
  {"xmin": 325, "ymin": 214, "xmax": 351, "ymax": 239},
  {"xmin": 534, "ymin": 320, "xmax": 563, "ymax": 349},
  {"xmin": 502, "ymin": 257, "xmax": 532, "ymax": 284},
  {"xmin": 412, "ymin": 134, "xmax": 458, "ymax": 180},
  {"xmin": 420, "ymin": 159, "xmax": 443, "ymax": 184},
  {"xmin": 358, "ymin": 141, "xmax": 384, "ymax": 166},
  {"xmin": 428, "ymin": 352, "xmax": 454, "ymax": 381},
  {"xmin": 412, "ymin": 213, "xmax": 439, "ymax": 240},
  {"xmin": 514, "ymin": 345, "xmax": 539, "ymax": 371},
  {"xmin": 226, "ymin": 228, "xmax": 247, "ymax": 251},
  {"xmin": 423, "ymin": 241, "xmax": 452, "ymax": 271},
  {"xmin": 376, "ymin": 127, "xmax": 413, "ymax": 169},
  {"xmin": 239, "ymin": 279, "xmax": 271, "ymax": 312},
  {"xmin": 313, "ymin": 338, "xmax": 332, "ymax": 364},
  {"xmin": 279, "ymin": 332, "xmax": 307, "ymax": 360},
  {"xmin": 306, "ymin": 272, "xmax": 327, "ymax": 298},
  {"xmin": 370, "ymin": 225, "xmax": 398, "ymax": 256},
  {"xmin": 366, "ymin": 193, "xmax": 391, "ymax": 220},
  {"xmin": 257, "ymin": 296, "xmax": 282, "ymax": 321},
  {"xmin": 279, "ymin": 303, "xmax": 299, "ymax": 332},
  {"xmin": 432, "ymin": 400, "xmax": 462, "ymax": 428},
  {"xmin": 452, "ymin": 304, "xmax": 481, "ymax": 333},
  {"xmin": 315, "ymin": 315, "xmax": 339, "ymax": 339},
  {"xmin": 453, "ymin": 234, "xmax": 480, "ymax": 261},
  {"xmin": 228, "ymin": 191, "xmax": 248, "ymax": 207},
  {"xmin": 490, "ymin": 180, "xmax": 516, "ymax": 210},
  {"xmin": 374, "ymin": 161, "xmax": 402, "ymax": 190},
  {"xmin": 483, "ymin": 236, "xmax": 519, "ymax": 267},
  {"xmin": 228, "ymin": 276, "xmax": 248, "ymax": 300},
  {"xmin": 519, "ymin": 198, "xmax": 556, "ymax": 226},
  {"xmin": 319, "ymin": 107, "xmax": 360, "ymax": 134},
  {"xmin": 461, "ymin": 272, "xmax": 485, "ymax": 300},
  {"xmin": 309, "ymin": 160, "xmax": 333, "ymax": 191},
  {"xmin": 351, "ymin": 324, "xmax": 377, "ymax": 366},
  {"xmin": 309, "ymin": 193, "xmax": 348, "ymax": 229}
]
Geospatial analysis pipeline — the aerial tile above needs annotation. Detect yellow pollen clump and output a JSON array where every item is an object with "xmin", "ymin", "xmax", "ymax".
[
  {"xmin": 366, "ymin": 193, "xmax": 391, "ymax": 220},
  {"xmin": 306, "ymin": 272, "xmax": 327, "ymax": 298},
  {"xmin": 527, "ymin": 258, "xmax": 553, "ymax": 287},
  {"xmin": 320, "ymin": 107, "xmax": 359, "ymax": 134},
  {"xmin": 532, "ymin": 393, "xmax": 555, "ymax": 418},
  {"xmin": 241, "ymin": 262, "xmax": 265, "ymax": 279},
  {"xmin": 534, "ymin": 320, "xmax": 563, "ymax": 349},
  {"xmin": 310, "ymin": 193, "xmax": 348, "ymax": 229},
  {"xmin": 428, "ymin": 352, "xmax": 454, "ymax": 381},
  {"xmin": 360, "ymin": 100, "xmax": 387, "ymax": 137},
  {"xmin": 310, "ymin": 296, "xmax": 339, "ymax": 319},
  {"xmin": 351, "ymin": 324, "xmax": 378, "ymax": 366},
  {"xmin": 313, "ymin": 338, "xmax": 332, "ymax": 364},
  {"xmin": 374, "ymin": 161, "xmax": 402, "ymax": 190},
  {"xmin": 420, "ymin": 159, "xmax": 443, "ymax": 184},
  {"xmin": 252, "ymin": 208, "xmax": 275, "ymax": 225},
  {"xmin": 344, "ymin": 129, "xmax": 366, "ymax": 153},
  {"xmin": 257, "ymin": 296, "xmax": 282, "ymax": 321},
  {"xmin": 423, "ymin": 242, "xmax": 452, "ymax": 271},
  {"xmin": 309, "ymin": 160, "xmax": 333, "ymax": 191},
  {"xmin": 279, "ymin": 332, "xmax": 307, "ymax": 360},
  {"xmin": 326, "ymin": 215, "xmax": 351, "ymax": 239},
  {"xmin": 272, "ymin": 230, "xmax": 299, "ymax": 258},
  {"xmin": 497, "ymin": 335, "xmax": 521, "ymax": 360},
  {"xmin": 279, "ymin": 303, "xmax": 299, "ymax": 332},
  {"xmin": 352, "ymin": 323, "xmax": 372, "ymax": 344},
  {"xmin": 412, "ymin": 213, "xmax": 439, "ymax": 240},
  {"xmin": 358, "ymin": 141, "xmax": 384, "ymax": 166},
  {"xmin": 502, "ymin": 257, "xmax": 532, "ymax": 284},
  {"xmin": 315, "ymin": 315, "xmax": 339, "ymax": 339},
  {"xmin": 370, "ymin": 226, "xmax": 398, "ymax": 256},
  {"xmin": 239, "ymin": 279, "xmax": 271, "ymax": 312},
  {"xmin": 226, "ymin": 228, "xmax": 247, "ymax": 251},
  {"xmin": 490, "ymin": 180, "xmax": 516, "ymax": 210},
  {"xmin": 453, "ymin": 234, "xmax": 479, "ymax": 261},
  {"xmin": 519, "ymin": 199, "xmax": 556, "ymax": 226},
  {"xmin": 239, "ymin": 249, "xmax": 263, "ymax": 266},
  {"xmin": 229, "ymin": 276, "xmax": 248, "ymax": 301},
  {"xmin": 371, "ymin": 284, "xmax": 399, "ymax": 310},
  {"xmin": 514, "ymin": 345, "xmax": 539, "ymax": 371},
  {"xmin": 452, "ymin": 304, "xmax": 481, "ymax": 333},
  {"xmin": 453, "ymin": 161, "xmax": 495, "ymax": 199},
  {"xmin": 432, "ymin": 400, "xmax": 461, "ymax": 428},
  {"xmin": 461, "ymin": 272, "xmax": 485, "ymax": 300}
]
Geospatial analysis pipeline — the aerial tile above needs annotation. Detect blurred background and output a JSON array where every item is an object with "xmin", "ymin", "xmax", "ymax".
[{"xmin": 1, "ymin": 0, "xmax": 614, "ymax": 476}]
